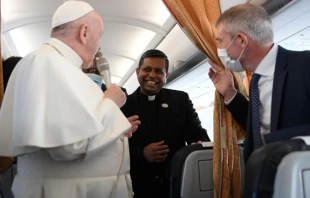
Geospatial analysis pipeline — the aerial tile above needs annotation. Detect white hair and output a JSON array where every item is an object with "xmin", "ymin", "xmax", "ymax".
[{"xmin": 216, "ymin": 4, "xmax": 273, "ymax": 44}]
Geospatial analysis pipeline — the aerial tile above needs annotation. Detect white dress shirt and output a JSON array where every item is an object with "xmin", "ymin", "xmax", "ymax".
[
  {"xmin": 254, "ymin": 44, "xmax": 278, "ymax": 135},
  {"xmin": 225, "ymin": 44, "xmax": 278, "ymax": 139}
]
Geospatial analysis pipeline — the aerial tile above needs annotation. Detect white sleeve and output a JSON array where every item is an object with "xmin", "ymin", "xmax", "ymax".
[
  {"xmin": 224, "ymin": 91, "xmax": 238, "ymax": 105},
  {"xmin": 0, "ymin": 50, "xmax": 130, "ymax": 156},
  {"xmin": 46, "ymin": 139, "xmax": 88, "ymax": 161},
  {"xmin": 46, "ymin": 98, "xmax": 131, "ymax": 161}
]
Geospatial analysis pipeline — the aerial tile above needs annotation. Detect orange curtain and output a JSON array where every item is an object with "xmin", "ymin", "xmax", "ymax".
[{"xmin": 162, "ymin": 0, "xmax": 247, "ymax": 197}]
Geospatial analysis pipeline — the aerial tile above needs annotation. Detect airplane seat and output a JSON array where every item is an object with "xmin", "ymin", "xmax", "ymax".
[
  {"xmin": 273, "ymin": 147, "xmax": 310, "ymax": 198},
  {"xmin": 244, "ymin": 139, "xmax": 308, "ymax": 198},
  {"xmin": 169, "ymin": 144, "xmax": 213, "ymax": 198},
  {"xmin": 169, "ymin": 144, "xmax": 245, "ymax": 198}
]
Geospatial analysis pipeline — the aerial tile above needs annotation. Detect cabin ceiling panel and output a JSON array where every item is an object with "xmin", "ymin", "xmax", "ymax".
[
  {"xmin": 1, "ymin": 0, "xmax": 62, "ymax": 23},
  {"xmin": 156, "ymin": 25, "xmax": 199, "ymax": 73},
  {"xmin": 2, "ymin": 0, "xmax": 209, "ymax": 88},
  {"xmin": 219, "ymin": 0, "xmax": 247, "ymax": 13},
  {"xmin": 111, "ymin": 76, "xmax": 121, "ymax": 84},
  {"xmin": 104, "ymin": 54, "xmax": 135, "ymax": 77},
  {"xmin": 278, "ymin": 26, "xmax": 310, "ymax": 51},
  {"xmin": 101, "ymin": 22, "xmax": 157, "ymax": 60},
  {"xmin": 123, "ymin": 71, "xmax": 139, "ymax": 95},
  {"xmin": 2, "ymin": 0, "xmax": 172, "ymax": 28},
  {"xmin": 87, "ymin": 0, "xmax": 172, "ymax": 27},
  {"xmin": 8, "ymin": 22, "xmax": 50, "ymax": 56}
]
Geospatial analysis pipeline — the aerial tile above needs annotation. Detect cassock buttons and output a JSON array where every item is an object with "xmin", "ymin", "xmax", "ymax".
[{"xmin": 162, "ymin": 103, "xmax": 168, "ymax": 108}]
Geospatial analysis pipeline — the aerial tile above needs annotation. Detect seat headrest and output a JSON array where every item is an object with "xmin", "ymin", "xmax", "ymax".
[{"xmin": 244, "ymin": 139, "xmax": 308, "ymax": 198}]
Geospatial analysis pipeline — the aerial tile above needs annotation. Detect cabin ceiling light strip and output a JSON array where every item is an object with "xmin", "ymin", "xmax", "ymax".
[
  {"xmin": 285, "ymin": 40, "xmax": 310, "ymax": 47},
  {"xmin": 130, "ymin": 31, "xmax": 156, "ymax": 60}
]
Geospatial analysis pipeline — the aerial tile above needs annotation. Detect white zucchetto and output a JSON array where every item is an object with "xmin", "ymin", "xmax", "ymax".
[{"xmin": 52, "ymin": 1, "xmax": 94, "ymax": 28}]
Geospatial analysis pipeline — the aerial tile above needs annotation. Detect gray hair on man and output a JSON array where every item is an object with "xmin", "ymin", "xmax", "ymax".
[
  {"xmin": 51, "ymin": 22, "xmax": 74, "ymax": 37},
  {"xmin": 216, "ymin": 4, "xmax": 274, "ymax": 44},
  {"xmin": 50, "ymin": 14, "xmax": 94, "ymax": 38}
]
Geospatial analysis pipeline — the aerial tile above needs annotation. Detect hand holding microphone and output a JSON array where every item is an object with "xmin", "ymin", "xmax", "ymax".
[
  {"xmin": 96, "ymin": 51, "xmax": 111, "ymax": 89},
  {"xmin": 95, "ymin": 51, "xmax": 126, "ymax": 107},
  {"xmin": 104, "ymin": 84, "xmax": 126, "ymax": 108}
]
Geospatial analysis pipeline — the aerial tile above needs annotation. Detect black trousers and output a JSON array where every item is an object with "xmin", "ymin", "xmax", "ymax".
[{"xmin": 133, "ymin": 176, "xmax": 169, "ymax": 198}]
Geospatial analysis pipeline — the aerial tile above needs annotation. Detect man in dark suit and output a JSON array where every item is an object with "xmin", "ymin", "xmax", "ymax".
[
  {"xmin": 121, "ymin": 49, "xmax": 210, "ymax": 198},
  {"xmin": 208, "ymin": 4, "xmax": 310, "ymax": 163}
]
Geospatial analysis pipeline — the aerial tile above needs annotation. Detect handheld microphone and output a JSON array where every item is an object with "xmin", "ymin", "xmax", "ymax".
[{"xmin": 96, "ymin": 51, "xmax": 112, "ymax": 89}]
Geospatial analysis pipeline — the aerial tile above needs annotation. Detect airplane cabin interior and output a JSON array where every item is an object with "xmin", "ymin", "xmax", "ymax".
[{"xmin": 1, "ymin": 0, "xmax": 310, "ymax": 197}]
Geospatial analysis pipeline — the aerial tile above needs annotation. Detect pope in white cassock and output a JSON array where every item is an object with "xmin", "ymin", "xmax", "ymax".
[{"xmin": 0, "ymin": 1, "xmax": 140, "ymax": 198}]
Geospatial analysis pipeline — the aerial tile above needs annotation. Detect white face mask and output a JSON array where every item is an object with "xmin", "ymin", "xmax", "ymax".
[
  {"xmin": 217, "ymin": 35, "xmax": 245, "ymax": 72},
  {"xmin": 85, "ymin": 73, "xmax": 103, "ymax": 88}
]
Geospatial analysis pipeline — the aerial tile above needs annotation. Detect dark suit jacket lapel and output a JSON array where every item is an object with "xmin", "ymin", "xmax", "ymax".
[{"xmin": 270, "ymin": 46, "xmax": 288, "ymax": 132}]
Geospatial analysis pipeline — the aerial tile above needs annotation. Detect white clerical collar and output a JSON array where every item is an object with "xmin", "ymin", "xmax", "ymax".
[
  {"xmin": 45, "ymin": 38, "xmax": 83, "ymax": 68},
  {"xmin": 148, "ymin": 95, "xmax": 156, "ymax": 101}
]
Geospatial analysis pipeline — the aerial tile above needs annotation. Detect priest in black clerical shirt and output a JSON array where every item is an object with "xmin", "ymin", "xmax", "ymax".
[{"xmin": 121, "ymin": 49, "xmax": 210, "ymax": 198}]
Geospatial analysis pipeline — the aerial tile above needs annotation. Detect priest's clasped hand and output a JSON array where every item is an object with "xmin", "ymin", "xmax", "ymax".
[{"xmin": 143, "ymin": 141, "xmax": 170, "ymax": 163}]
